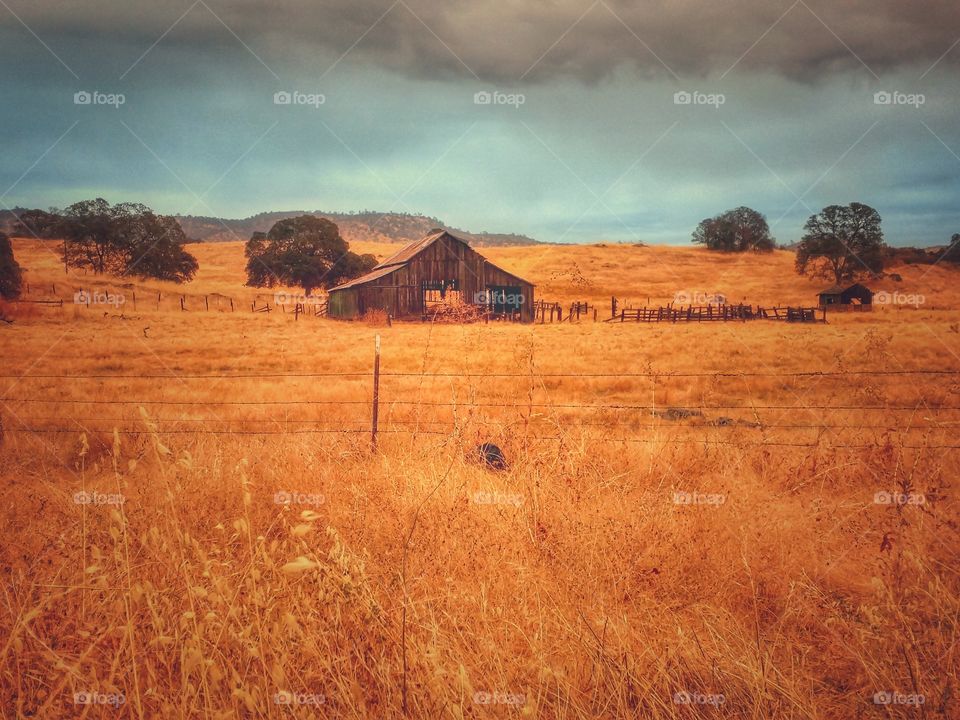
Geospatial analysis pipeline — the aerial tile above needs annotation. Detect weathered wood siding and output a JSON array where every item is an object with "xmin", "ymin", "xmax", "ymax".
[{"xmin": 328, "ymin": 235, "xmax": 534, "ymax": 321}]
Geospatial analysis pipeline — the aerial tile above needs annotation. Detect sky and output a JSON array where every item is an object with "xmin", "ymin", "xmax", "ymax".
[{"xmin": 0, "ymin": 0, "xmax": 958, "ymax": 246}]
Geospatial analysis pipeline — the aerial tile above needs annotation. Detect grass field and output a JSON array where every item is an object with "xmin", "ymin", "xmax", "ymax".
[{"xmin": 1, "ymin": 238, "xmax": 958, "ymax": 718}]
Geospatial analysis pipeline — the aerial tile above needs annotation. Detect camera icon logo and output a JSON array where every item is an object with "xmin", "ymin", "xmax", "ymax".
[
  {"xmin": 873, "ymin": 91, "xmax": 892, "ymax": 105},
  {"xmin": 74, "ymin": 91, "xmax": 92, "ymax": 105},
  {"xmin": 673, "ymin": 91, "xmax": 692, "ymax": 105},
  {"xmin": 474, "ymin": 91, "xmax": 492, "ymax": 105},
  {"xmin": 273, "ymin": 91, "xmax": 292, "ymax": 105}
]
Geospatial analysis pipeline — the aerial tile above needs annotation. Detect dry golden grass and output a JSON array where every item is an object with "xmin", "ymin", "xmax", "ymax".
[{"xmin": 1, "ymin": 238, "xmax": 958, "ymax": 718}]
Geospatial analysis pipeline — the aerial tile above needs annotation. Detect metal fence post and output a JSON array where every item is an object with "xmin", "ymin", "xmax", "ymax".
[{"xmin": 372, "ymin": 334, "xmax": 381, "ymax": 452}]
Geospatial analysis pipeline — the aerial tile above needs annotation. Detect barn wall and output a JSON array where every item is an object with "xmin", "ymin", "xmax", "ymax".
[
  {"xmin": 327, "ymin": 288, "xmax": 358, "ymax": 318},
  {"xmin": 482, "ymin": 261, "xmax": 535, "ymax": 322},
  {"xmin": 329, "ymin": 236, "xmax": 534, "ymax": 322}
]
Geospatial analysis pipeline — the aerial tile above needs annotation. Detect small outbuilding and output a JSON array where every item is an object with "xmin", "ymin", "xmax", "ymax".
[
  {"xmin": 817, "ymin": 283, "xmax": 874, "ymax": 310},
  {"xmin": 327, "ymin": 229, "xmax": 535, "ymax": 322}
]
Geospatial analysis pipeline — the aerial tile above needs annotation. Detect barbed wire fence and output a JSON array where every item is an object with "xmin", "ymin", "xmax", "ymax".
[{"xmin": 2, "ymin": 366, "xmax": 960, "ymax": 450}]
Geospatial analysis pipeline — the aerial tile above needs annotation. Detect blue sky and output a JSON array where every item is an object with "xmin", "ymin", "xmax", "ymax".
[{"xmin": 1, "ymin": 0, "xmax": 958, "ymax": 245}]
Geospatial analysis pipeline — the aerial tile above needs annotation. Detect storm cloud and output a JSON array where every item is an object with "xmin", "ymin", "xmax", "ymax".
[{"xmin": 5, "ymin": 0, "xmax": 960, "ymax": 83}]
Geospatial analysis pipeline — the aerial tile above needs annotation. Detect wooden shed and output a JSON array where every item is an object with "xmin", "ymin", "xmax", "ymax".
[
  {"xmin": 817, "ymin": 283, "xmax": 874, "ymax": 310},
  {"xmin": 327, "ymin": 230, "xmax": 535, "ymax": 322}
]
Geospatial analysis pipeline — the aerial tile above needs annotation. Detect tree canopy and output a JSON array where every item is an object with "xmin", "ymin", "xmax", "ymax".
[
  {"xmin": 795, "ymin": 203, "xmax": 885, "ymax": 283},
  {"xmin": 244, "ymin": 215, "xmax": 377, "ymax": 295},
  {"xmin": 57, "ymin": 199, "xmax": 198, "ymax": 282},
  {"xmin": 13, "ymin": 209, "xmax": 60, "ymax": 238},
  {"xmin": 691, "ymin": 207, "xmax": 775, "ymax": 252},
  {"xmin": 0, "ymin": 232, "xmax": 23, "ymax": 300}
]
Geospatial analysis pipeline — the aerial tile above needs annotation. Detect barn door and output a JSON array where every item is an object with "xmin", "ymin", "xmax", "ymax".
[{"xmin": 486, "ymin": 285, "xmax": 522, "ymax": 315}]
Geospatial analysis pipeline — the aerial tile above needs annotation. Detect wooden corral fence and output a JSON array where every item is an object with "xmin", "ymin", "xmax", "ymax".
[
  {"xmin": 9, "ymin": 299, "xmax": 63, "ymax": 309},
  {"xmin": 14, "ymin": 283, "xmax": 240, "ymax": 313},
  {"xmin": 607, "ymin": 302, "xmax": 826, "ymax": 323},
  {"xmin": 534, "ymin": 300, "xmax": 598, "ymax": 323},
  {"xmin": 289, "ymin": 301, "xmax": 328, "ymax": 320}
]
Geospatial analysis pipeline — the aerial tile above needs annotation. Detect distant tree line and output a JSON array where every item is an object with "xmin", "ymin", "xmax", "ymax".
[
  {"xmin": 692, "ymin": 202, "xmax": 897, "ymax": 284},
  {"xmin": 12, "ymin": 200, "xmax": 199, "ymax": 283}
]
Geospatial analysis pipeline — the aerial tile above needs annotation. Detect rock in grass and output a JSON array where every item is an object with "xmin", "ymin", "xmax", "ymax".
[{"xmin": 475, "ymin": 443, "xmax": 508, "ymax": 471}]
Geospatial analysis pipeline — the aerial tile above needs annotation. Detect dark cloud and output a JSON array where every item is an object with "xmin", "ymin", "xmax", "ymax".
[{"xmin": 4, "ymin": 0, "xmax": 959, "ymax": 83}]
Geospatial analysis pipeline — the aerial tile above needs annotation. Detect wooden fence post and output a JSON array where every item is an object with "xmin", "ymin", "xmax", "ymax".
[
  {"xmin": 371, "ymin": 334, "xmax": 381, "ymax": 452},
  {"xmin": 180, "ymin": 297, "xmax": 185, "ymax": 311}
]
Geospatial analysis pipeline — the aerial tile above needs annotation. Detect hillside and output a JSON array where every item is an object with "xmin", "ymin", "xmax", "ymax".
[
  {"xmin": 174, "ymin": 210, "xmax": 541, "ymax": 247},
  {"xmin": 8, "ymin": 238, "xmax": 959, "ymax": 310},
  {"xmin": 3, "ymin": 237, "xmax": 958, "ymax": 720}
]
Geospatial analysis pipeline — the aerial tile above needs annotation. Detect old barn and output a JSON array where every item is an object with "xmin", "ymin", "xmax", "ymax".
[{"xmin": 327, "ymin": 230, "xmax": 535, "ymax": 322}]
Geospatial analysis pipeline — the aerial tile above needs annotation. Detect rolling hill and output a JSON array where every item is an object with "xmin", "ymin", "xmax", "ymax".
[{"xmin": 174, "ymin": 210, "xmax": 541, "ymax": 246}]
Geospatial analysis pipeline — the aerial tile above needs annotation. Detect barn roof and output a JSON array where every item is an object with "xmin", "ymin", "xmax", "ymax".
[
  {"xmin": 328, "ymin": 264, "xmax": 398, "ymax": 291},
  {"xmin": 373, "ymin": 229, "xmax": 468, "ymax": 270},
  {"xmin": 328, "ymin": 230, "xmax": 464, "ymax": 293},
  {"xmin": 328, "ymin": 229, "xmax": 532, "ymax": 292},
  {"xmin": 482, "ymin": 260, "xmax": 533, "ymax": 288}
]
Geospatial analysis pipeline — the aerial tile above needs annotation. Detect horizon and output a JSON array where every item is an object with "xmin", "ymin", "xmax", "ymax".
[{"xmin": 4, "ymin": 204, "xmax": 957, "ymax": 249}]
